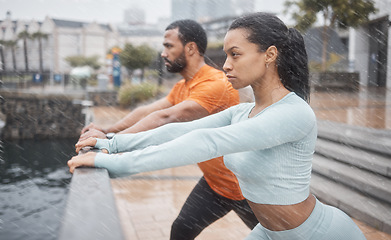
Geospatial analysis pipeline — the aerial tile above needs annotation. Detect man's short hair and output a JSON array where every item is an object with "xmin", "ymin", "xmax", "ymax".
[{"xmin": 166, "ymin": 19, "xmax": 207, "ymax": 55}]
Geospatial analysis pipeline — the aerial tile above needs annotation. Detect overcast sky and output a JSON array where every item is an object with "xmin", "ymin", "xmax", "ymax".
[{"xmin": 1, "ymin": 0, "xmax": 288, "ymax": 24}]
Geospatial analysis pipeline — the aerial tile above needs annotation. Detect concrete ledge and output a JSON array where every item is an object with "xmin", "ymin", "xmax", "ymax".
[
  {"xmin": 311, "ymin": 173, "xmax": 391, "ymax": 234},
  {"xmin": 317, "ymin": 120, "xmax": 391, "ymax": 156},
  {"xmin": 313, "ymin": 154, "xmax": 391, "ymax": 205},
  {"xmin": 58, "ymin": 168, "xmax": 124, "ymax": 240},
  {"xmin": 316, "ymin": 138, "xmax": 391, "ymax": 177}
]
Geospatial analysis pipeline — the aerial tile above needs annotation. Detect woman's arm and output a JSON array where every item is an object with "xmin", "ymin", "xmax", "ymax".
[
  {"xmin": 93, "ymin": 105, "xmax": 235, "ymax": 153},
  {"xmin": 93, "ymin": 102, "xmax": 316, "ymax": 177}
]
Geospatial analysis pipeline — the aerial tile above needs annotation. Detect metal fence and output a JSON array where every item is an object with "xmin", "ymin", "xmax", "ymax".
[{"xmin": 0, "ymin": 71, "xmax": 70, "ymax": 89}]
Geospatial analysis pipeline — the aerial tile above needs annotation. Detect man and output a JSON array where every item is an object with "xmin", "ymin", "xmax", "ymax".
[{"xmin": 79, "ymin": 19, "xmax": 258, "ymax": 239}]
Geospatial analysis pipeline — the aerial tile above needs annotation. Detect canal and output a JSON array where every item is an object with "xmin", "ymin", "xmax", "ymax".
[{"xmin": 0, "ymin": 138, "xmax": 77, "ymax": 240}]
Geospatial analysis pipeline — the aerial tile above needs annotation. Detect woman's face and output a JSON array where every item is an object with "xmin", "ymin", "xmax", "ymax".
[{"xmin": 223, "ymin": 28, "xmax": 267, "ymax": 89}]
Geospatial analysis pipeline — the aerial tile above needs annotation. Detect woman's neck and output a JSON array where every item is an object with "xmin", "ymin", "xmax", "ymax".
[{"xmin": 249, "ymin": 77, "xmax": 290, "ymax": 117}]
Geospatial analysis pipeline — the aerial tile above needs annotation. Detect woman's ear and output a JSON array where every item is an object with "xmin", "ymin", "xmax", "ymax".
[{"xmin": 265, "ymin": 46, "xmax": 278, "ymax": 64}]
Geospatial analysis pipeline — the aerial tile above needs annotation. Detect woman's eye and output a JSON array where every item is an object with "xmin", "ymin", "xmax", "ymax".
[{"xmin": 232, "ymin": 52, "xmax": 239, "ymax": 57}]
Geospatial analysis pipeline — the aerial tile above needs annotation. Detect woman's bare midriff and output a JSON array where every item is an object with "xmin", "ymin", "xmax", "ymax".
[{"xmin": 247, "ymin": 194, "xmax": 316, "ymax": 231}]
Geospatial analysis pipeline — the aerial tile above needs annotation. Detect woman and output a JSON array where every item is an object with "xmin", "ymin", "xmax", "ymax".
[{"xmin": 68, "ymin": 13, "xmax": 366, "ymax": 239}]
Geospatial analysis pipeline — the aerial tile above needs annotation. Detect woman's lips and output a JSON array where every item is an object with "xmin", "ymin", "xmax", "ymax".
[{"xmin": 226, "ymin": 74, "xmax": 236, "ymax": 81}]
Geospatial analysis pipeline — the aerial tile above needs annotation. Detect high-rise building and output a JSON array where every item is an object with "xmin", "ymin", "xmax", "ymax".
[
  {"xmin": 233, "ymin": 0, "xmax": 255, "ymax": 15},
  {"xmin": 124, "ymin": 6, "xmax": 146, "ymax": 25},
  {"xmin": 171, "ymin": 0, "xmax": 234, "ymax": 22}
]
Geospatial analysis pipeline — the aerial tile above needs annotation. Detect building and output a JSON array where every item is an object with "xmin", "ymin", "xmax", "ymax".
[
  {"xmin": 0, "ymin": 9, "xmax": 171, "ymax": 79},
  {"xmin": 0, "ymin": 11, "xmax": 119, "ymax": 75},
  {"xmin": 171, "ymin": 0, "xmax": 234, "ymax": 22},
  {"xmin": 349, "ymin": 0, "xmax": 391, "ymax": 88}
]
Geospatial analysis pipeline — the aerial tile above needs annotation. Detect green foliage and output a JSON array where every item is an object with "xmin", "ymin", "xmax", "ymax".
[
  {"xmin": 207, "ymin": 42, "xmax": 224, "ymax": 50},
  {"xmin": 120, "ymin": 43, "xmax": 156, "ymax": 72},
  {"xmin": 118, "ymin": 82, "xmax": 159, "ymax": 107},
  {"xmin": 65, "ymin": 55, "xmax": 101, "ymax": 70},
  {"xmin": 31, "ymin": 31, "xmax": 49, "ymax": 40},
  {"xmin": 285, "ymin": 0, "xmax": 377, "ymax": 32},
  {"xmin": 285, "ymin": 0, "xmax": 377, "ymax": 71},
  {"xmin": 17, "ymin": 30, "xmax": 31, "ymax": 39},
  {"xmin": 0, "ymin": 40, "xmax": 17, "ymax": 48},
  {"xmin": 309, "ymin": 53, "xmax": 344, "ymax": 72}
]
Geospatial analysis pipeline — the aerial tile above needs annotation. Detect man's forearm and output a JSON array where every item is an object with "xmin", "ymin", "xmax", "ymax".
[
  {"xmin": 118, "ymin": 111, "xmax": 172, "ymax": 134},
  {"xmin": 104, "ymin": 106, "xmax": 150, "ymax": 133}
]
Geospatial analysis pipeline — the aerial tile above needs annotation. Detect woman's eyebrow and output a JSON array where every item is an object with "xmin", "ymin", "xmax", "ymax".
[{"xmin": 224, "ymin": 46, "xmax": 239, "ymax": 52}]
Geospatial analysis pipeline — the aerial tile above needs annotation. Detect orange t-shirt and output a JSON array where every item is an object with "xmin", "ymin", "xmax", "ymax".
[{"xmin": 166, "ymin": 64, "xmax": 244, "ymax": 200}]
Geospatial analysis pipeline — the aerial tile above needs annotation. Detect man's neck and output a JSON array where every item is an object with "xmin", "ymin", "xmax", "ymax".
[{"xmin": 180, "ymin": 60, "xmax": 206, "ymax": 81}]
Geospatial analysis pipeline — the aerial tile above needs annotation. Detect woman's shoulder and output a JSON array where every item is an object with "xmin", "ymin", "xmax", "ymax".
[
  {"xmin": 232, "ymin": 102, "xmax": 255, "ymax": 111},
  {"xmin": 273, "ymin": 93, "xmax": 316, "ymax": 121}
]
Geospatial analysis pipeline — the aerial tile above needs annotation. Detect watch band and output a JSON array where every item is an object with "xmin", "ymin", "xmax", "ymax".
[{"xmin": 106, "ymin": 132, "xmax": 115, "ymax": 139}]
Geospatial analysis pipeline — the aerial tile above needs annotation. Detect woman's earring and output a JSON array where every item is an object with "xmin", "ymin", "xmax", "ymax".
[{"xmin": 266, "ymin": 63, "xmax": 269, "ymax": 69}]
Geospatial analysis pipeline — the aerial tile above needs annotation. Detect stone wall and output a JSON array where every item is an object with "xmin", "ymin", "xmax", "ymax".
[{"xmin": 0, "ymin": 90, "xmax": 86, "ymax": 140}]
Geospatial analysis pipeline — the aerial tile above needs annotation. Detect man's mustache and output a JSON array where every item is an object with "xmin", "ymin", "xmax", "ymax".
[{"xmin": 163, "ymin": 57, "xmax": 172, "ymax": 65}]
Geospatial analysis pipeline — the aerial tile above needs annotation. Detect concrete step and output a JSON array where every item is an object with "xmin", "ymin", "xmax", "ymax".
[
  {"xmin": 312, "ymin": 154, "xmax": 391, "ymax": 205},
  {"xmin": 310, "ymin": 173, "xmax": 391, "ymax": 234},
  {"xmin": 317, "ymin": 120, "xmax": 391, "ymax": 156},
  {"xmin": 316, "ymin": 138, "xmax": 391, "ymax": 178}
]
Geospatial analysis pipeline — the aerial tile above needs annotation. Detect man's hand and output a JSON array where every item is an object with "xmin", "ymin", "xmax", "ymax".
[
  {"xmin": 75, "ymin": 137, "xmax": 98, "ymax": 154},
  {"xmin": 68, "ymin": 152, "xmax": 97, "ymax": 173},
  {"xmin": 81, "ymin": 123, "xmax": 105, "ymax": 134},
  {"xmin": 79, "ymin": 128, "xmax": 106, "ymax": 142}
]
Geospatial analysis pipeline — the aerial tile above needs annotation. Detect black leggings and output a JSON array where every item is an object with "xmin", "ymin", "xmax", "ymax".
[{"xmin": 170, "ymin": 177, "xmax": 259, "ymax": 240}]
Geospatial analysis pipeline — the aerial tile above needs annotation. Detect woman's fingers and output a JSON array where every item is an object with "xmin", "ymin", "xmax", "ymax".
[
  {"xmin": 68, "ymin": 152, "xmax": 97, "ymax": 173},
  {"xmin": 75, "ymin": 137, "xmax": 97, "ymax": 154}
]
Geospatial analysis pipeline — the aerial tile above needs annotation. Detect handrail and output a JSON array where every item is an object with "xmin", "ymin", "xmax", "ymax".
[{"xmin": 58, "ymin": 167, "xmax": 124, "ymax": 240}]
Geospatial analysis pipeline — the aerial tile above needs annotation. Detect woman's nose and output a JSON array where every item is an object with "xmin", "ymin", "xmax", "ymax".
[{"xmin": 223, "ymin": 59, "xmax": 232, "ymax": 72}]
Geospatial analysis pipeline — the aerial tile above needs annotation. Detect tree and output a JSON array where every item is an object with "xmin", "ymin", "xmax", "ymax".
[
  {"xmin": 285, "ymin": 0, "xmax": 377, "ymax": 71},
  {"xmin": 0, "ymin": 40, "xmax": 18, "ymax": 71},
  {"xmin": 120, "ymin": 43, "xmax": 156, "ymax": 81},
  {"xmin": 18, "ymin": 30, "xmax": 31, "ymax": 72},
  {"xmin": 0, "ymin": 41, "xmax": 7, "ymax": 71},
  {"xmin": 31, "ymin": 31, "xmax": 49, "ymax": 73},
  {"xmin": 64, "ymin": 55, "xmax": 101, "ymax": 70}
]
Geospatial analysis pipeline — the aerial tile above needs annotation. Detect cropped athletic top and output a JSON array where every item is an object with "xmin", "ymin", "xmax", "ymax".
[{"xmin": 94, "ymin": 92, "xmax": 317, "ymax": 205}]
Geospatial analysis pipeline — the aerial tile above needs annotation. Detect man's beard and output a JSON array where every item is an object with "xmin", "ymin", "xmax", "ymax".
[{"xmin": 164, "ymin": 52, "xmax": 187, "ymax": 73}]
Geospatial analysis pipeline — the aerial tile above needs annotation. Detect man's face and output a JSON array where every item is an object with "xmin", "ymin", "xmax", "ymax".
[{"xmin": 161, "ymin": 28, "xmax": 187, "ymax": 73}]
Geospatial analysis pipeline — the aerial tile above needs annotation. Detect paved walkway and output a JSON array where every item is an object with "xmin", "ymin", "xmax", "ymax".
[{"xmin": 92, "ymin": 86, "xmax": 391, "ymax": 240}]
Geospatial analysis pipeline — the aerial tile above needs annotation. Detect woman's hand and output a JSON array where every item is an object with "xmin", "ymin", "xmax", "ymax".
[
  {"xmin": 67, "ymin": 151, "xmax": 97, "ymax": 173},
  {"xmin": 75, "ymin": 137, "xmax": 98, "ymax": 154}
]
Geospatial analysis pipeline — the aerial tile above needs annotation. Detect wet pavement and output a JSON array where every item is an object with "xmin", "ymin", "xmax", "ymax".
[
  {"xmin": 92, "ymin": 86, "xmax": 391, "ymax": 240},
  {"xmin": 311, "ymin": 87, "xmax": 391, "ymax": 130}
]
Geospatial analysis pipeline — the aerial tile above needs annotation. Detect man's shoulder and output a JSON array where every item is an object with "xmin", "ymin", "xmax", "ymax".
[
  {"xmin": 171, "ymin": 78, "xmax": 186, "ymax": 88},
  {"xmin": 194, "ymin": 65, "xmax": 226, "ymax": 83},
  {"xmin": 201, "ymin": 64, "xmax": 225, "ymax": 76}
]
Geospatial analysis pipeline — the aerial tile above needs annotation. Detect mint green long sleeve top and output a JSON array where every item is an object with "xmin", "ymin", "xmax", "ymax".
[{"xmin": 94, "ymin": 92, "xmax": 317, "ymax": 205}]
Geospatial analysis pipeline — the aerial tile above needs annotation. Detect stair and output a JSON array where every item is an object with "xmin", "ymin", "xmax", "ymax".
[{"xmin": 310, "ymin": 120, "xmax": 391, "ymax": 234}]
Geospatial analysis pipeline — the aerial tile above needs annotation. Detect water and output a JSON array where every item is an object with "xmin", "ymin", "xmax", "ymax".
[{"xmin": 0, "ymin": 138, "xmax": 77, "ymax": 240}]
